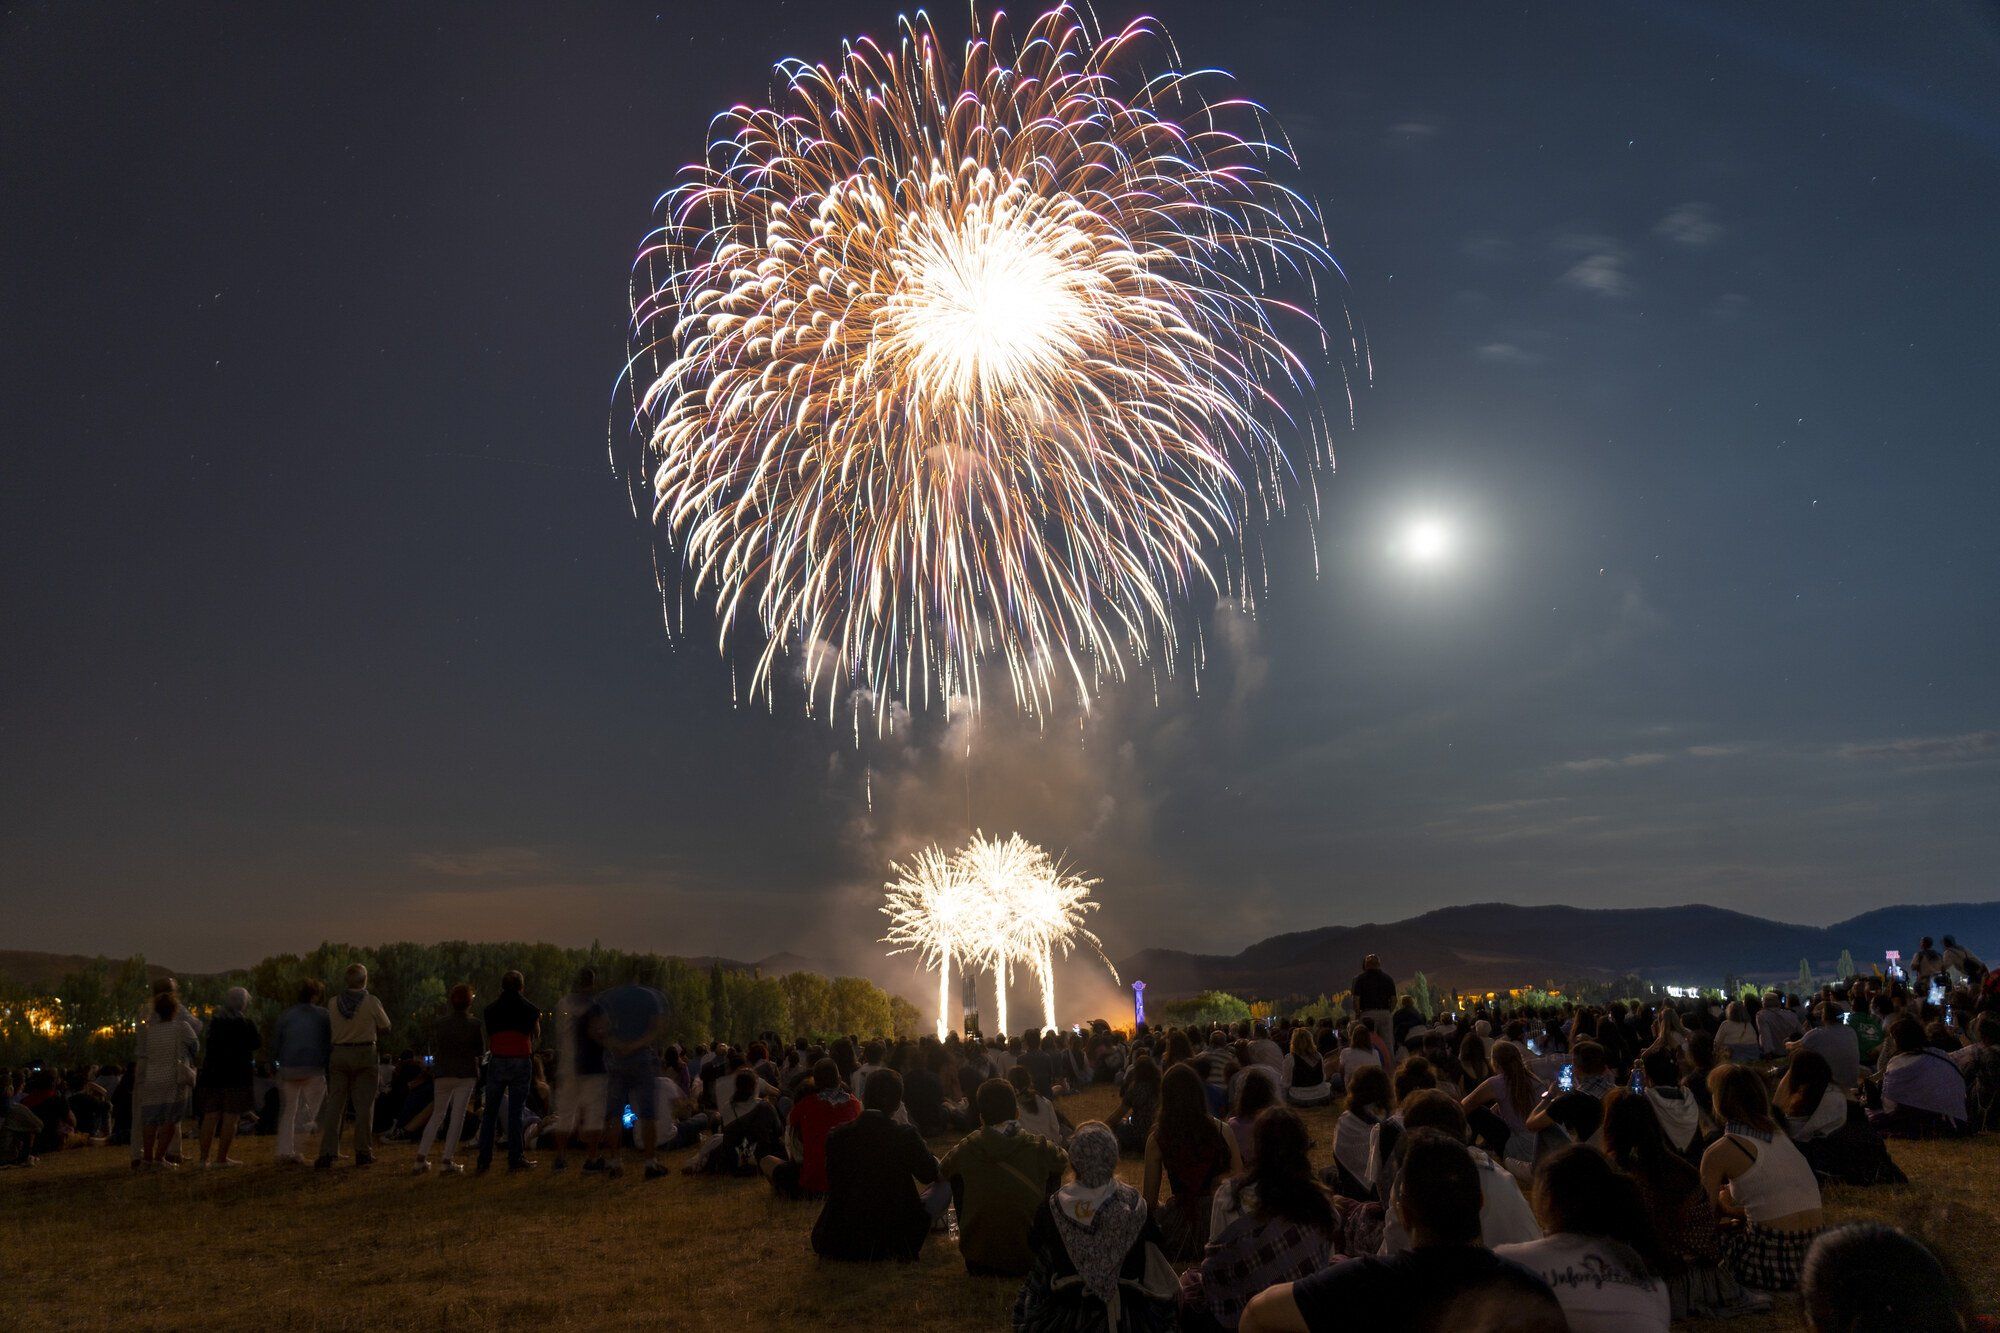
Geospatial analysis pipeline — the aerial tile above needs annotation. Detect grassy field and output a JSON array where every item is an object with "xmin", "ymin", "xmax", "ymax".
[{"xmin": 4, "ymin": 1085, "xmax": 1996, "ymax": 1331}]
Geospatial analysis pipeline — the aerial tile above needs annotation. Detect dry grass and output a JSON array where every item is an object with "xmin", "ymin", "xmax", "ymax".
[{"xmin": 4, "ymin": 1086, "xmax": 1996, "ymax": 1331}]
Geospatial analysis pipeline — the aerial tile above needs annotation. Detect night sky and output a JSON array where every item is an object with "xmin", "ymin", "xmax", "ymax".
[{"xmin": 5, "ymin": 2, "xmax": 1997, "ymax": 978}]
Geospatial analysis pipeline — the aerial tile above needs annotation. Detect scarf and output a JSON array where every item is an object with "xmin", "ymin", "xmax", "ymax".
[
  {"xmin": 337, "ymin": 988, "xmax": 368, "ymax": 1020},
  {"xmin": 1052, "ymin": 1124, "xmax": 1146, "ymax": 1320},
  {"xmin": 1646, "ymin": 1087, "xmax": 1700, "ymax": 1150}
]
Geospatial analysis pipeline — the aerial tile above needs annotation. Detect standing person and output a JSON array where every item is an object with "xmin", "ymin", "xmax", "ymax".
[
  {"xmin": 194, "ymin": 987, "xmax": 260, "ymax": 1168},
  {"xmin": 135, "ymin": 987, "xmax": 199, "ymax": 1169},
  {"xmin": 1352, "ymin": 955, "xmax": 1398, "ymax": 1057},
  {"xmin": 596, "ymin": 964, "xmax": 668, "ymax": 1180},
  {"xmin": 1908, "ymin": 937, "xmax": 1943, "ymax": 990},
  {"xmin": 555, "ymin": 980, "xmax": 608, "ymax": 1172},
  {"xmin": 414, "ymin": 983, "xmax": 481, "ymax": 1174},
  {"xmin": 476, "ymin": 969, "xmax": 541, "ymax": 1174},
  {"xmin": 314, "ymin": 963, "xmax": 391, "ymax": 1170},
  {"xmin": 272, "ymin": 979, "xmax": 330, "ymax": 1165},
  {"xmin": 131, "ymin": 977, "xmax": 200, "ymax": 1168},
  {"xmin": 548, "ymin": 967, "xmax": 596, "ymax": 1171}
]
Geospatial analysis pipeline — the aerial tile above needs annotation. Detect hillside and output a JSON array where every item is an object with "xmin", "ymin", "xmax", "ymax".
[
  {"xmin": 0, "ymin": 951, "xmax": 182, "ymax": 991},
  {"xmin": 1118, "ymin": 900, "xmax": 2000, "ymax": 999}
]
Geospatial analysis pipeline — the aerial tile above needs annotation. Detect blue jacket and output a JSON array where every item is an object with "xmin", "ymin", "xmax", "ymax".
[{"xmin": 273, "ymin": 1002, "xmax": 333, "ymax": 1073}]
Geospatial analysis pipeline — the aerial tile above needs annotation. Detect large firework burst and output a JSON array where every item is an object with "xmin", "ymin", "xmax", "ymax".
[
  {"xmin": 881, "ymin": 830, "xmax": 1115, "ymax": 1037},
  {"xmin": 629, "ymin": 4, "xmax": 1342, "ymax": 719}
]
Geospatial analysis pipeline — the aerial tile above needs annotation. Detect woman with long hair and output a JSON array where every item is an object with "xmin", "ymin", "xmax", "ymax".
[
  {"xmin": 1282, "ymin": 1026, "xmax": 1332, "ymax": 1107},
  {"xmin": 1113, "ymin": 1055, "xmax": 1163, "ymax": 1156},
  {"xmin": 1457, "ymin": 1031, "xmax": 1493, "ymax": 1089},
  {"xmin": 1008, "ymin": 1064, "xmax": 1068, "ymax": 1144},
  {"xmin": 1495, "ymin": 1144, "xmax": 1670, "ymax": 1332},
  {"xmin": 1775, "ymin": 1049, "xmax": 1843, "ymax": 1142},
  {"xmin": 1329, "ymin": 1064, "xmax": 1389, "ymax": 1201},
  {"xmin": 1143, "ymin": 1062, "xmax": 1242, "ymax": 1262},
  {"xmin": 1184, "ymin": 1108, "xmax": 1337, "ymax": 1330},
  {"xmin": 1600, "ymin": 1088, "xmax": 1763, "ymax": 1320},
  {"xmin": 1226, "ymin": 1068, "xmax": 1280, "ymax": 1166},
  {"xmin": 1460, "ymin": 1038, "xmax": 1540, "ymax": 1167},
  {"xmin": 1701, "ymin": 1065, "xmax": 1824, "ymax": 1291}
]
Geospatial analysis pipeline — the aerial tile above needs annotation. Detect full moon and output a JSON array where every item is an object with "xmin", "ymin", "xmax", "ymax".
[{"xmin": 1400, "ymin": 516, "xmax": 1453, "ymax": 564}]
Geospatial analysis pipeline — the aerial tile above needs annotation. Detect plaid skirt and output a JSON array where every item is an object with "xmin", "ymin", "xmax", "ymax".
[{"xmin": 1721, "ymin": 1223, "xmax": 1819, "ymax": 1292}]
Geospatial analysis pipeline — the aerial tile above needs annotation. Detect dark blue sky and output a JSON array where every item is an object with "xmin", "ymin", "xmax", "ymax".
[{"xmin": 4, "ymin": 1, "xmax": 1996, "ymax": 975}]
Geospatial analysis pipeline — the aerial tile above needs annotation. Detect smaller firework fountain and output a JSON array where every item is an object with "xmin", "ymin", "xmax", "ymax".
[{"xmin": 882, "ymin": 832, "xmax": 1117, "ymax": 1039}]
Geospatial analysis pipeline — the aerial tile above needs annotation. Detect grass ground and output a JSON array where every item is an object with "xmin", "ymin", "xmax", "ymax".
[{"xmin": 4, "ymin": 1085, "xmax": 1997, "ymax": 1331}]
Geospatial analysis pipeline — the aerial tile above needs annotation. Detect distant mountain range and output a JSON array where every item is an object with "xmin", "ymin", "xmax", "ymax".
[
  {"xmin": 1117, "ymin": 901, "xmax": 2000, "ymax": 999},
  {"xmin": 7, "ymin": 901, "xmax": 1995, "ymax": 1003}
]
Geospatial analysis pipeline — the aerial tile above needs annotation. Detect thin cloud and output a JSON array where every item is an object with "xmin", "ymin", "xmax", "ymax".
[
  {"xmin": 1838, "ymin": 730, "xmax": 1999, "ymax": 764},
  {"xmin": 1654, "ymin": 202, "xmax": 1723, "ymax": 246},
  {"xmin": 1560, "ymin": 252, "xmax": 1632, "ymax": 297}
]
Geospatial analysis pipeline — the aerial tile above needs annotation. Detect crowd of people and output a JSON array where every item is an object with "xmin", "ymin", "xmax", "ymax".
[{"xmin": 3, "ymin": 943, "xmax": 1998, "ymax": 1332}]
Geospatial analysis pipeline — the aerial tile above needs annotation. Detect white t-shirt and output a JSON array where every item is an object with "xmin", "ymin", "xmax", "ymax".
[
  {"xmin": 1380, "ymin": 1148, "xmax": 1540, "ymax": 1254},
  {"xmin": 1494, "ymin": 1233, "xmax": 1670, "ymax": 1333},
  {"xmin": 1339, "ymin": 1047, "xmax": 1383, "ymax": 1083}
]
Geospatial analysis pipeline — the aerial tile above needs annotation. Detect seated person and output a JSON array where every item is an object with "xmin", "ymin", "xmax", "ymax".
[
  {"xmin": 811, "ymin": 1069, "xmax": 943, "ymax": 1262},
  {"xmin": 1329, "ymin": 1066, "xmax": 1390, "ymax": 1201},
  {"xmin": 939, "ymin": 1078, "xmax": 1068, "ymax": 1277},
  {"xmin": 1239, "ymin": 1130, "xmax": 1565, "ymax": 1333},
  {"xmin": 1013, "ymin": 1122, "xmax": 1174, "ymax": 1331},
  {"xmin": 1377, "ymin": 1091, "xmax": 1540, "ymax": 1255},
  {"xmin": 1775, "ymin": 1051, "xmax": 1846, "ymax": 1142},
  {"xmin": 1143, "ymin": 1064, "xmax": 1242, "ymax": 1262},
  {"xmin": 1802, "ymin": 1224, "xmax": 1967, "ymax": 1333},
  {"xmin": 1700, "ymin": 1065, "xmax": 1824, "ymax": 1291},
  {"xmin": 1634, "ymin": 1049, "xmax": 1703, "ymax": 1162},
  {"xmin": 1495, "ymin": 1145, "xmax": 1670, "ymax": 1333},
  {"xmin": 760, "ymin": 1058, "xmax": 858, "ymax": 1198},
  {"xmin": 1186, "ymin": 1108, "xmax": 1337, "ymax": 1331},
  {"xmin": 1867, "ymin": 1016, "xmax": 1969, "ymax": 1137},
  {"xmin": 1790, "ymin": 1002, "xmax": 1861, "ymax": 1090}
]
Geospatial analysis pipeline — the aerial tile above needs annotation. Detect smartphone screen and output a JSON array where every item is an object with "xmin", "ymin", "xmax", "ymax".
[
  {"xmin": 1526, "ymin": 1038, "xmax": 1540, "ymax": 1056},
  {"xmin": 1840, "ymin": 1011, "xmax": 1852, "ymax": 1025},
  {"xmin": 1629, "ymin": 1066, "xmax": 1644, "ymax": 1093},
  {"xmin": 1557, "ymin": 1063, "xmax": 1575, "ymax": 1092}
]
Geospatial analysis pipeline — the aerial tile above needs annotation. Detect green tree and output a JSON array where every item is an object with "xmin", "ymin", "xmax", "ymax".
[
  {"xmin": 780, "ymin": 972, "xmax": 835, "ymax": 1038},
  {"xmin": 1797, "ymin": 958, "xmax": 1814, "ymax": 993},
  {"xmin": 888, "ymin": 994, "xmax": 925, "ymax": 1039},
  {"xmin": 829, "ymin": 976, "xmax": 892, "ymax": 1039},
  {"xmin": 1836, "ymin": 949, "xmax": 1858, "ymax": 981},
  {"xmin": 1407, "ymin": 972, "xmax": 1438, "ymax": 1019}
]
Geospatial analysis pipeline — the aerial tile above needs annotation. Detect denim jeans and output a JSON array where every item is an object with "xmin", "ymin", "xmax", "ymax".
[{"xmin": 476, "ymin": 1056, "xmax": 532, "ymax": 1168}]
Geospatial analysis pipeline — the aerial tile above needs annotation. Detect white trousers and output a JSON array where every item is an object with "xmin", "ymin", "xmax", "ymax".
[
  {"xmin": 277, "ymin": 1074, "xmax": 326, "ymax": 1159},
  {"xmin": 417, "ymin": 1077, "xmax": 476, "ymax": 1162}
]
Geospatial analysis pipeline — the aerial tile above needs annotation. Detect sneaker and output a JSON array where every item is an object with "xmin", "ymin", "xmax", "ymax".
[
  {"xmin": 439, "ymin": 1160, "xmax": 464, "ymax": 1175},
  {"xmin": 644, "ymin": 1161, "xmax": 669, "ymax": 1181},
  {"xmin": 580, "ymin": 1158, "xmax": 607, "ymax": 1174},
  {"xmin": 216, "ymin": 1157, "xmax": 243, "ymax": 1168},
  {"xmin": 353, "ymin": 1153, "xmax": 375, "ymax": 1169},
  {"xmin": 412, "ymin": 1159, "xmax": 432, "ymax": 1175},
  {"xmin": 313, "ymin": 1156, "xmax": 334, "ymax": 1170},
  {"xmin": 507, "ymin": 1159, "xmax": 537, "ymax": 1173},
  {"xmin": 604, "ymin": 1162, "xmax": 625, "ymax": 1180},
  {"xmin": 274, "ymin": 1154, "xmax": 302, "ymax": 1167}
]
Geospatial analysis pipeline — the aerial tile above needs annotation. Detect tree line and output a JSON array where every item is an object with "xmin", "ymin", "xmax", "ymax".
[{"xmin": 0, "ymin": 942, "xmax": 925, "ymax": 1067}]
